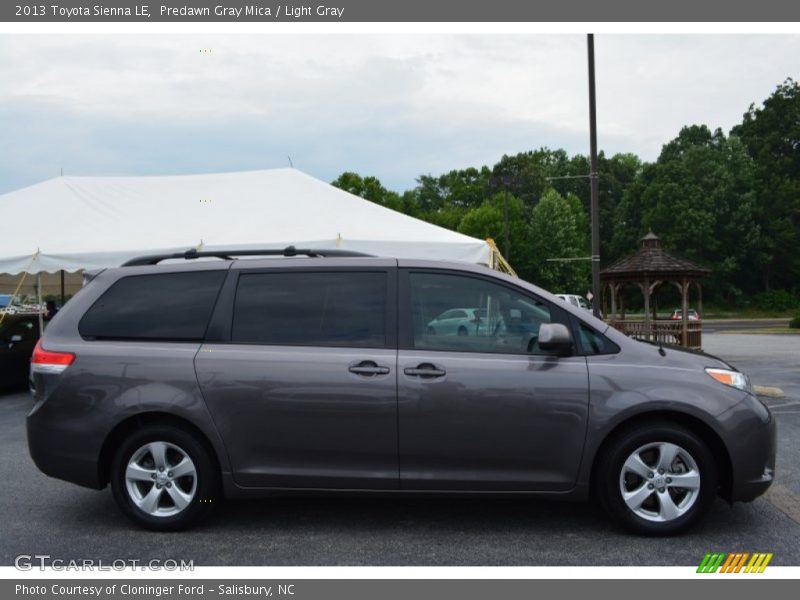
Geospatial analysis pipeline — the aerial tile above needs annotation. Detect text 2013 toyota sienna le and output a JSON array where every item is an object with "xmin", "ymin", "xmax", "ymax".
[{"xmin": 27, "ymin": 248, "xmax": 776, "ymax": 534}]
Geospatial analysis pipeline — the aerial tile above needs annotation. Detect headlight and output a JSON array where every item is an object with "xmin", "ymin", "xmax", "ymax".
[{"xmin": 705, "ymin": 367, "xmax": 750, "ymax": 392}]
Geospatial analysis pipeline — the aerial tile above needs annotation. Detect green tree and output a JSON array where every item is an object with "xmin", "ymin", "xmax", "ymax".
[
  {"xmin": 331, "ymin": 172, "xmax": 419, "ymax": 216},
  {"xmin": 422, "ymin": 204, "xmax": 469, "ymax": 231},
  {"xmin": 732, "ymin": 78, "xmax": 800, "ymax": 291},
  {"xmin": 457, "ymin": 192, "xmax": 530, "ymax": 274},
  {"xmin": 597, "ymin": 153, "xmax": 643, "ymax": 263},
  {"xmin": 489, "ymin": 148, "xmax": 570, "ymax": 209},
  {"xmin": 610, "ymin": 125, "xmax": 760, "ymax": 301},
  {"xmin": 528, "ymin": 189, "xmax": 591, "ymax": 292},
  {"xmin": 331, "ymin": 171, "xmax": 392, "ymax": 204},
  {"xmin": 408, "ymin": 167, "xmax": 492, "ymax": 212},
  {"xmin": 488, "ymin": 149, "xmax": 640, "ymax": 263},
  {"xmin": 549, "ymin": 152, "xmax": 642, "ymax": 264}
]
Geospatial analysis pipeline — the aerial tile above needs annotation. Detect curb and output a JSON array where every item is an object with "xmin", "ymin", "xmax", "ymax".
[{"xmin": 753, "ymin": 385, "xmax": 785, "ymax": 398}]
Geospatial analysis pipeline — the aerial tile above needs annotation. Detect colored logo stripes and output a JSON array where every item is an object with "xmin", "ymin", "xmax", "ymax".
[{"xmin": 697, "ymin": 552, "xmax": 773, "ymax": 573}]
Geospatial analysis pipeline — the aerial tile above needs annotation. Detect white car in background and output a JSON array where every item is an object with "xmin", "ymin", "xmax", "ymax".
[
  {"xmin": 426, "ymin": 308, "xmax": 487, "ymax": 336},
  {"xmin": 556, "ymin": 293, "xmax": 604, "ymax": 318}
]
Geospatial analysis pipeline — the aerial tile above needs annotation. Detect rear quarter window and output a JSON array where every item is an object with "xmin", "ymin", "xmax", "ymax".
[{"xmin": 79, "ymin": 271, "xmax": 226, "ymax": 341}]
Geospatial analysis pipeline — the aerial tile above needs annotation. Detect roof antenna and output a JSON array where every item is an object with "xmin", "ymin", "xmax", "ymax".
[{"xmin": 287, "ymin": 156, "xmax": 294, "ymax": 168}]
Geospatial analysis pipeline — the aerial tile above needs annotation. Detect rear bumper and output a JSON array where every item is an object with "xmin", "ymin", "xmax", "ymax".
[{"xmin": 27, "ymin": 403, "xmax": 104, "ymax": 490}]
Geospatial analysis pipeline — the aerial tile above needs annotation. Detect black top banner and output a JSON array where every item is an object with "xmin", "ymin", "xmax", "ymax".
[{"xmin": 4, "ymin": 0, "xmax": 800, "ymax": 22}]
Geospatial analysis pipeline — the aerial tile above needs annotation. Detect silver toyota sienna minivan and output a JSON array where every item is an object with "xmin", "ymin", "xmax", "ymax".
[{"xmin": 27, "ymin": 248, "xmax": 776, "ymax": 535}]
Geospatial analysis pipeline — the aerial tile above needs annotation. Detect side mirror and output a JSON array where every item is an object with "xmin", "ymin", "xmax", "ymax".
[{"xmin": 537, "ymin": 323, "xmax": 573, "ymax": 356}]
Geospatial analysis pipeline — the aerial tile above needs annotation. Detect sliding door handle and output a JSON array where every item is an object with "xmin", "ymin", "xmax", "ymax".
[
  {"xmin": 349, "ymin": 361, "xmax": 390, "ymax": 376},
  {"xmin": 403, "ymin": 363, "xmax": 446, "ymax": 378}
]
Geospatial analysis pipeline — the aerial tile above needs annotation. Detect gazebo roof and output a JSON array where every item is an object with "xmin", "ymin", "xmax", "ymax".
[{"xmin": 601, "ymin": 232, "xmax": 710, "ymax": 281}]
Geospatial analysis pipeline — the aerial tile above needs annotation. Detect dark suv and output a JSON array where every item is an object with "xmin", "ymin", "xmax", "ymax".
[
  {"xmin": 0, "ymin": 313, "xmax": 40, "ymax": 389},
  {"xmin": 27, "ymin": 248, "xmax": 776, "ymax": 534}
]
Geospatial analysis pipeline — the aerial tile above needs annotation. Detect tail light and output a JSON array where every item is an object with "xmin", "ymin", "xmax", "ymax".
[{"xmin": 30, "ymin": 340, "xmax": 75, "ymax": 375}]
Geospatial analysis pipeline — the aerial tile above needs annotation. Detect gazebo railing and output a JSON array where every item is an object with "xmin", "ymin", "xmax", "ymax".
[{"xmin": 610, "ymin": 320, "xmax": 702, "ymax": 350}]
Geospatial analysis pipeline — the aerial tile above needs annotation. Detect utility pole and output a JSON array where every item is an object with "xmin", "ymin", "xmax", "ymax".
[
  {"xmin": 587, "ymin": 34, "xmax": 601, "ymax": 318},
  {"xmin": 490, "ymin": 172, "xmax": 513, "ymax": 261}
]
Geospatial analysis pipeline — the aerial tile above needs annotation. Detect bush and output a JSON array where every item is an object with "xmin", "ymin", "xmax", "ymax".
[
  {"xmin": 752, "ymin": 289, "xmax": 799, "ymax": 312},
  {"xmin": 790, "ymin": 316, "xmax": 800, "ymax": 329}
]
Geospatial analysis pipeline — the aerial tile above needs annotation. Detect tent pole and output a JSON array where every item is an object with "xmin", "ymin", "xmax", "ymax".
[
  {"xmin": 37, "ymin": 273, "xmax": 44, "ymax": 337},
  {"xmin": 60, "ymin": 270, "xmax": 65, "ymax": 306}
]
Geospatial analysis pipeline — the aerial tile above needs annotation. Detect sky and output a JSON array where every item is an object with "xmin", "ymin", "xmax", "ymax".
[{"xmin": 1, "ymin": 34, "xmax": 799, "ymax": 195}]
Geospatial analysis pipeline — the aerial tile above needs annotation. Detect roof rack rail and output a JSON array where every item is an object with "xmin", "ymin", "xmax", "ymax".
[{"xmin": 121, "ymin": 246, "xmax": 373, "ymax": 267}]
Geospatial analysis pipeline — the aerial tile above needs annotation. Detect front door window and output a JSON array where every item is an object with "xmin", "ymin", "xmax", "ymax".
[{"xmin": 410, "ymin": 272, "xmax": 554, "ymax": 355}]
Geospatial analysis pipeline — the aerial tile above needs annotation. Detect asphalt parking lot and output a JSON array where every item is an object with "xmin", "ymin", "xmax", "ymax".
[{"xmin": 1, "ymin": 332, "xmax": 798, "ymax": 566}]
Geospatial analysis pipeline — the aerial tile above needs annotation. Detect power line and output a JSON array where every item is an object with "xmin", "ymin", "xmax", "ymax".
[
  {"xmin": 544, "ymin": 174, "xmax": 591, "ymax": 181},
  {"xmin": 546, "ymin": 256, "xmax": 593, "ymax": 262}
]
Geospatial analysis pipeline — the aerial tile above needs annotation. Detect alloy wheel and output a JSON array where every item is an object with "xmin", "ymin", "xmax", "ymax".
[
  {"xmin": 124, "ymin": 441, "xmax": 198, "ymax": 517},
  {"xmin": 618, "ymin": 442, "xmax": 701, "ymax": 523}
]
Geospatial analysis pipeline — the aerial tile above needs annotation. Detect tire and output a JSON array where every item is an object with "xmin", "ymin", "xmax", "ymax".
[
  {"xmin": 457, "ymin": 326, "xmax": 468, "ymax": 336},
  {"xmin": 110, "ymin": 424, "xmax": 221, "ymax": 531},
  {"xmin": 595, "ymin": 422, "xmax": 717, "ymax": 536}
]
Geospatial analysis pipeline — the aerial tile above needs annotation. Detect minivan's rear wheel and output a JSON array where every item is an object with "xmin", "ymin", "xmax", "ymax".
[
  {"xmin": 110, "ymin": 425, "xmax": 220, "ymax": 531},
  {"xmin": 596, "ymin": 422, "xmax": 717, "ymax": 535}
]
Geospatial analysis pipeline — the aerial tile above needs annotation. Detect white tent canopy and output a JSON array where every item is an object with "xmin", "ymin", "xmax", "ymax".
[{"xmin": 0, "ymin": 168, "xmax": 491, "ymax": 276}]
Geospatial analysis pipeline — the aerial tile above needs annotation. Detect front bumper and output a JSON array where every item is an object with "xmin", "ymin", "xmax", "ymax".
[{"xmin": 727, "ymin": 400, "xmax": 776, "ymax": 503}]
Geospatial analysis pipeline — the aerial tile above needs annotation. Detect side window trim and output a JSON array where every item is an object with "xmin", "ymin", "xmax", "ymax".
[{"xmin": 204, "ymin": 269, "xmax": 239, "ymax": 343}]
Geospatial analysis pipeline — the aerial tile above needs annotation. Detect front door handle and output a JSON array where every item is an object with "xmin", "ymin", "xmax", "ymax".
[
  {"xmin": 349, "ymin": 361, "xmax": 390, "ymax": 376},
  {"xmin": 403, "ymin": 363, "xmax": 446, "ymax": 378}
]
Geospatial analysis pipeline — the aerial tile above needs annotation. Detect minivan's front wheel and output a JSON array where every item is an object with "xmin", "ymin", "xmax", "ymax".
[
  {"xmin": 110, "ymin": 425, "xmax": 220, "ymax": 530},
  {"xmin": 596, "ymin": 422, "xmax": 717, "ymax": 535}
]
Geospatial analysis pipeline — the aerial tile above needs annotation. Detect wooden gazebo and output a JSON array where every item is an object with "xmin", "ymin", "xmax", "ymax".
[{"xmin": 601, "ymin": 232, "xmax": 710, "ymax": 349}]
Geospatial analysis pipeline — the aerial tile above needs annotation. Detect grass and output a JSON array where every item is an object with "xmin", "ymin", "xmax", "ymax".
[
  {"xmin": 719, "ymin": 327, "xmax": 800, "ymax": 335},
  {"xmin": 616, "ymin": 309, "xmax": 796, "ymax": 320},
  {"xmin": 700, "ymin": 309, "xmax": 798, "ymax": 319}
]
